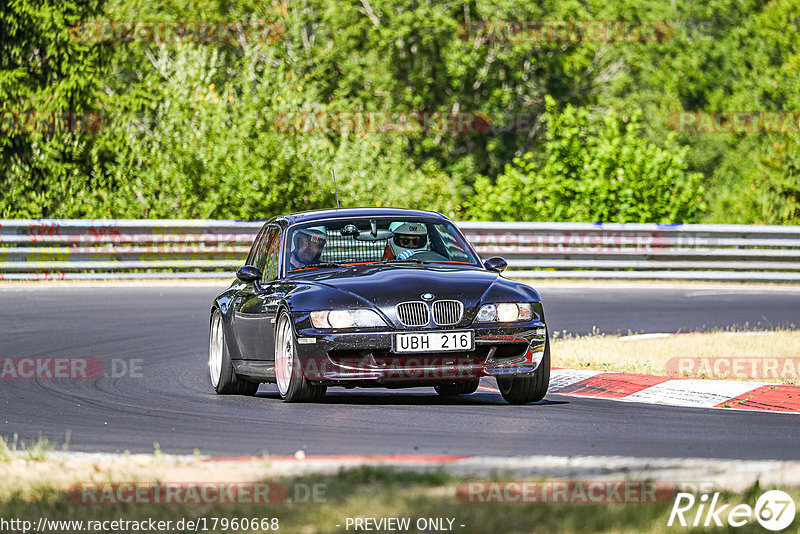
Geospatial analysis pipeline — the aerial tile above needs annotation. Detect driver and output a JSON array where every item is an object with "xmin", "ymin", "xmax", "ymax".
[
  {"xmin": 383, "ymin": 222, "xmax": 428, "ymax": 260},
  {"xmin": 289, "ymin": 227, "xmax": 328, "ymax": 270}
]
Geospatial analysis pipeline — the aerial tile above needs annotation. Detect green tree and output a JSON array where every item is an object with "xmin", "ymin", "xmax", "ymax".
[
  {"xmin": 0, "ymin": 0, "xmax": 107, "ymax": 217},
  {"xmin": 468, "ymin": 96, "xmax": 705, "ymax": 222},
  {"xmin": 3, "ymin": 0, "xmax": 799, "ymax": 224}
]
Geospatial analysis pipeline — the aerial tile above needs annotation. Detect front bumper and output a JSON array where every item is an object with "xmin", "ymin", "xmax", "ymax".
[{"xmin": 292, "ymin": 322, "xmax": 548, "ymax": 384}]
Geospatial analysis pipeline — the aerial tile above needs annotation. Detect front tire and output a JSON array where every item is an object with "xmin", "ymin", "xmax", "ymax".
[
  {"xmin": 274, "ymin": 311, "xmax": 326, "ymax": 402},
  {"xmin": 496, "ymin": 336, "xmax": 550, "ymax": 404},
  {"xmin": 208, "ymin": 309, "xmax": 259, "ymax": 396},
  {"xmin": 434, "ymin": 380, "xmax": 480, "ymax": 396}
]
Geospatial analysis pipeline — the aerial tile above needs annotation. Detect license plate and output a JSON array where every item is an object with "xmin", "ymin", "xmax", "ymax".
[{"xmin": 393, "ymin": 331, "xmax": 474, "ymax": 353}]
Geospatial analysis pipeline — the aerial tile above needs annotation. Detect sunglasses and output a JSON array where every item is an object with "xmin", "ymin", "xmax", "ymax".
[{"xmin": 396, "ymin": 236, "xmax": 421, "ymax": 246}]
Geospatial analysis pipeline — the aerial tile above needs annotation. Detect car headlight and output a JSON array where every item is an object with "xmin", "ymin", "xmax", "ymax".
[
  {"xmin": 475, "ymin": 302, "xmax": 533, "ymax": 323},
  {"xmin": 309, "ymin": 309, "xmax": 385, "ymax": 329}
]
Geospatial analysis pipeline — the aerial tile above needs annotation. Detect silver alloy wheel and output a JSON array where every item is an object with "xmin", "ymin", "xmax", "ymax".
[
  {"xmin": 208, "ymin": 312, "xmax": 223, "ymax": 388},
  {"xmin": 275, "ymin": 315, "xmax": 294, "ymax": 396}
]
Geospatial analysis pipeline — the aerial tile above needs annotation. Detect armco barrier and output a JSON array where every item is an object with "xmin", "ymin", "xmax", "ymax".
[
  {"xmin": 0, "ymin": 219, "xmax": 260, "ymax": 281},
  {"xmin": 1, "ymin": 219, "xmax": 799, "ymax": 281},
  {"xmin": 457, "ymin": 221, "xmax": 800, "ymax": 282}
]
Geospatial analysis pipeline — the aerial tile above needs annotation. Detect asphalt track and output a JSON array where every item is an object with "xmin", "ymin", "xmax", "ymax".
[{"xmin": 1, "ymin": 283, "xmax": 799, "ymax": 460}]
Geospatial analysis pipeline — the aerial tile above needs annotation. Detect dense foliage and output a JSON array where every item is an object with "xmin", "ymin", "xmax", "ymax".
[
  {"xmin": 469, "ymin": 96, "xmax": 705, "ymax": 222},
  {"xmin": 1, "ymin": 0, "xmax": 798, "ymax": 223}
]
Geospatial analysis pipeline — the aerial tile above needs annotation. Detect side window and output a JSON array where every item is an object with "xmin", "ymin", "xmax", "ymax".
[
  {"xmin": 262, "ymin": 229, "xmax": 282, "ymax": 282},
  {"xmin": 246, "ymin": 226, "xmax": 269, "ymax": 267},
  {"xmin": 254, "ymin": 227, "xmax": 279, "ymax": 274},
  {"xmin": 253, "ymin": 226, "xmax": 276, "ymax": 273}
]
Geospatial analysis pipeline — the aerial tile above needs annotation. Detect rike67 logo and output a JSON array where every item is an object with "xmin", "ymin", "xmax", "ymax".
[{"xmin": 668, "ymin": 490, "xmax": 796, "ymax": 531}]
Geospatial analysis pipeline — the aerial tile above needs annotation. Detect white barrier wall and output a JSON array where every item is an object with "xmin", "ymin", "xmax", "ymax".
[{"xmin": 2, "ymin": 219, "xmax": 800, "ymax": 281}]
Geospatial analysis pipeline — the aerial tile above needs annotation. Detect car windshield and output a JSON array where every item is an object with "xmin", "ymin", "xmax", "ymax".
[{"xmin": 285, "ymin": 217, "xmax": 480, "ymax": 272}]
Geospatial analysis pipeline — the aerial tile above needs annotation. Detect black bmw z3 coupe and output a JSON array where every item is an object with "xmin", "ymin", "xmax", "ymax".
[{"xmin": 208, "ymin": 207, "xmax": 550, "ymax": 404}]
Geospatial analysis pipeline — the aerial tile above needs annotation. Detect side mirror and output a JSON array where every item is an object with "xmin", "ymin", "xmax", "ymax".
[
  {"xmin": 484, "ymin": 256, "xmax": 508, "ymax": 273},
  {"xmin": 236, "ymin": 265, "xmax": 263, "ymax": 284}
]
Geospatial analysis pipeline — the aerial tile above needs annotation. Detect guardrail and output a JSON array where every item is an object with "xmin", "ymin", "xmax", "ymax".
[
  {"xmin": 457, "ymin": 222, "xmax": 800, "ymax": 282},
  {"xmin": 1, "ymin": 219, "xmax": 800, "ymax": 281}
]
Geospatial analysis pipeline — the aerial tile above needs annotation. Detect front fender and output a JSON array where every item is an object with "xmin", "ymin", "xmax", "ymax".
[
  {"xmin": 476, "ymin": 278, "xmax": 543, "ymax": 307},
  {"xmin": 213, "ymin": 283, "xmax": 243, "ymax": 318}
]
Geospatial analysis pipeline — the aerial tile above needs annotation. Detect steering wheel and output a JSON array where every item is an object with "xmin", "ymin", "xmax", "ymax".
[{"xmin": 407, "ymin": 250, "xmax": 449, "ymax": 261}]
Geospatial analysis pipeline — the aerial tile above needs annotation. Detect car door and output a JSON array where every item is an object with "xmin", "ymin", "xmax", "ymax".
[
  {"xmin": 256, "ymin": 228, "xmax": 286, "ymax": 362},
  {"xmin": 232, "ymin": 225, "xmax": 279, "ymax": 361}
]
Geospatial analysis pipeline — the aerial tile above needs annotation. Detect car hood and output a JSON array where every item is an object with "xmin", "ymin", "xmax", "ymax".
[{"xmin": 288, "ymin": 263, "xmax": 538, "ymax": 311}]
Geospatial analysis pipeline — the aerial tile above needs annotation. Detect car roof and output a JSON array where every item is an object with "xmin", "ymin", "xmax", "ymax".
[{"xmin": 277, "ymin": 207, "xmax": 449, "ymax": 225}]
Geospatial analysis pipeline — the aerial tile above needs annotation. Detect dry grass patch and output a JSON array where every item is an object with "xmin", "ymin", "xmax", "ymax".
[
  {"xmin": 0, "ymin": 433, "xmax": 64, "ymax": 463},
  {"xmin": 551, "ymin": 330, "xmax": 800, "ymax": 383},
  {"xmin": 3, "ymin": 465, "xmax": 798, "ymax": 534}
]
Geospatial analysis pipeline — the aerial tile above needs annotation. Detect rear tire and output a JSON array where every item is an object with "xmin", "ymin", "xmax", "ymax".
[
  {"xmin": 496, "ymin": 336, "xmax": 550, "ymax": 404},
  {"xmin": 208, "ymin": 310, "xmax": 259, "ymax": 396},
  {"xmin": 274, "ymin": 311, "xmax": 327, "ymax": 402},
  {"xmin": 434, "ymin": 380, "xmax": 480, "ymax": 396}
]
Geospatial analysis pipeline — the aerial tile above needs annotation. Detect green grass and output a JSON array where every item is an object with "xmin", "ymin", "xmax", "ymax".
[
  {"xmin": 0, "ymin": 432, "xmax": 67, "ymax": 462},
  {"xmin": 0, "ymin": 434, "xmax": 16, "ymax": 462},
  {"xmin": 1, "ymin": 467, "xmax": 797, "ymax": 533}
]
